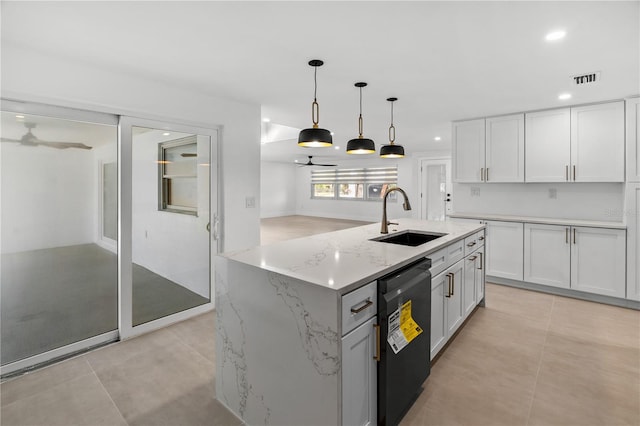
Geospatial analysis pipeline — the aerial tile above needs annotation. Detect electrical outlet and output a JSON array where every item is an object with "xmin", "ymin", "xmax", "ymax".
[
  {"xmin": 245, "ymin": 196, "xmax": 256, "ymax": 208},
  {"xmin": 549, "ymin": 188, "xmax": 557, "ymax": 199},
  {"xmin": 470, "ymin": 187, "xmax": 480, "ymax": 197}
]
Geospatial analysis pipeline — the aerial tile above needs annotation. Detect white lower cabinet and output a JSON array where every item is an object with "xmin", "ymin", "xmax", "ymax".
[
  {"xmin": 571, "ymin": 226, "xmax": 626, "ymax": 298},
  {"xmin": 475, "ymin": 247, "xmax": 485, "ymax": 302},
  {"xmin": 463, "ymin": 254, "xmax": 478, "ymax": 316},
  {"xmin": 485, "ymin": 220, "xmax": 524, "ymax": 280},
  {"xmin": 431, "ymin": 260, "xmax": 465, "ymax": 360},
  {"xmin": 524, "ymin": 224, "xmax": 626, "ymax": 298},
  {"xmin": 627, "ymin": 184, "xmax": 640, "ymax": 301},
  {"xmin": 342, "ymin": 317, "xmax": 377, "ymax": 426},
  {"xmin": 524, "ymin": 223, "xmax": 571, "ymax": 289}
]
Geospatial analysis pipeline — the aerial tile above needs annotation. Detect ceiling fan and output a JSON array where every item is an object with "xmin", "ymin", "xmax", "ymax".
[
  {"xmin": 297, "ymin": 155, "xmax": 337, "ymax": 167},
  {"xmin": 1, "ymin": 123, "xmax": 92, "ymax": 150}
]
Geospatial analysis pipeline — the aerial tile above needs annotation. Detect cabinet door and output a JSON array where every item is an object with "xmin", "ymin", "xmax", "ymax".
[
  {"xmin": 524, "ymin": 223, "xmax": 570, "ymax": 289},
  {"xmin": 453, "ymin": 119, "xmax": 485, "ymax": 183},
  {"xmin": 485, "ymin": 221, "xmax": 524, "ymax": 280},
  {"xmin": 463, "ymin": 254, "xmax": 477, "ymax": 317},
  {"xmin": 627, "ymin": 98, "xmax": 640, "ymax": 183},
  {"xmin": 485, "ymin": 114, "xmax": 525, "ymax": 182},
  {"xmin": 342, "ymin": 317, "xmax": 377, "ymax": 426},
  {"xmin": 446, "ymin": 261, "xmax": 464, "ymax": 337},
  {"xmin": 627, "ymin": 184, "xmax": 640, "ymax": 301},
  {"xmin": 571, "ymin": 101, "xmax": 625, "ymax": 182},
  {"xmin": 525, "ymin": 108, "xmax": 570, "ymax": 182},
  {"xmin": 475, "ymin": 247, "xmax": 485, "ymax": 302},
  {"xmin": 430, "ymin": 270, "xmax": 448, "ymax": 360},
  {"xmin": 570, "ymin": 227, "xmax": 626, "ymax": 298}
]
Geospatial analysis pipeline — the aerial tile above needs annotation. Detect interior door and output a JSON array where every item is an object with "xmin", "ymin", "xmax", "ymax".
[
  {"xmin": 119, "ymin": 116, "xmax": 219, "ymax": 338},
  {"xmin": 420, "ymin": 158, "xmax": 452, "ymax": 221}
]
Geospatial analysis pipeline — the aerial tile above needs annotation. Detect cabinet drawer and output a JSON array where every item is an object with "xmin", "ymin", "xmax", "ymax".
[
  {"xmin": 447, "ymin": 240, "xmax": 464, "ymax": 265},
  {"xmin": 342, "ymin": 281, "xmax": 377, "ymax": 335},
  {"xmin": 428, "ymin": 246, "xmax": 448, "ymax": 277},
  {"xmin": 464, "ymin": 230, "xmax": 484, "ymax": 255}
]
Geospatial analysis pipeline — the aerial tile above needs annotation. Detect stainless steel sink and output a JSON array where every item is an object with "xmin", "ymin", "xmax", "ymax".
[{"xmin": 370, "ymin": 230, "xmax": 447, "ymax": 247}]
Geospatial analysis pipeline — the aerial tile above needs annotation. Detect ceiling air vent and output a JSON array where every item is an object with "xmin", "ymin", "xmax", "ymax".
[{"xmin": 572, "ymin": 71, "xmax": 601, "ymax": 85}]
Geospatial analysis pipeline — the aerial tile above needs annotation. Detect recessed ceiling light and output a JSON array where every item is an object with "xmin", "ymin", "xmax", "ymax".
[
  {"xmin": 262, "ymin": 118, "xmax": 271, "ymax": 123},
  {"xmin": 545, "ymin": 30, "xmax": 566, "ymax": 42},
  {"xmin": 330, "ymin": 132, "xmax": 335, "ymax": 135},
  {"xmin": 163, "ymin": 132, "xmax": 170, "ymax": 136},
  {"xmin": 558, "ymin": 93, "xmax": 572, "ymax": 100},
  {"xmin": 294, "ymin": 160, "xmax": 299, "ymax": 163},
  {"xmin": 434, "ymin": 136, "xmax": 441, "ymax": 141},
  {"xmin": 15, "ymin": 115, "xmax": 24, "ymax": 119},
  {"xmin": 334, "ymin": 146, "xmax": 340, "ymax": 150}
]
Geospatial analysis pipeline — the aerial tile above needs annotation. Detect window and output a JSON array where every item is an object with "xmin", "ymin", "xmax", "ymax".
[
  {"xmin": 311, "ymin": 167, "xmax": 398, "ymax": 201},
  {"xmin": 159, "ymin": 136, "xmax": 198, "ymax": 214}
]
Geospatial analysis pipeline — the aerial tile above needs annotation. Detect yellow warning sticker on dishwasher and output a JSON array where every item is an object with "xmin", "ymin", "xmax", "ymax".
[{"xmin": 387, "ymin": 300, "xmax": 423, "ymax": 354}]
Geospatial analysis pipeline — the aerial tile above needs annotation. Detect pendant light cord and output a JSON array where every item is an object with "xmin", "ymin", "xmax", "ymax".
[
  {"xmin": 358, "ymin": 86, "xmax": 364, "ymax": 137},
  {"xmin": 312, "ymin": 66, "xmax": 319, "ymax": 126},
  {"xmin": 389, "ymin": 101, "xmax": 395, "ymax": 144}
]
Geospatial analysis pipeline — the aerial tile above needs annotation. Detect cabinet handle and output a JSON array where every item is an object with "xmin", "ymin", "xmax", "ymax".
[
  {"xmin": 478, "ymin": 236, "xmax": 484, "ymax": 241},
  {"xmin": 573, "ymin": 165, "xmax": 576, "ymax": 181},
  {"xmin": 445, "ymin": 273, "xmax": 452, "ymax": 298},
  {"xmin": 451, "ymin": 273, "xmax": 455, "ymax": 296},
  {"xmin": 565, "ymin": 165, "xmax": 569, "ymax": 181},
  {"xmin": 477, "ymin": 252, "xmax": 483, "ymax": 270},
  {"xmin": 486, "ymin": 167, "xmax": 489, "ymax": 182},
  {"xmin": 350, "ymin": 299, "xmax": 373, "ymax": 314},
  {"xmin": 480, "ymin": 168, "xmax": 484, "ymax": 181},
  {"xmin": 373, "ymin": 324, "xmax": 381, "ymax": 362},
  {"xmin": 573, "ymin": 228, "xmax": 576, "ymax": 244},
  {"xmin": 565, "ymin": 228, "xmax": 569, "ymax": 244},
  {"xmin": 469, "ymin": 256, "xmax": 477, "ymax": 261},
  {"xmin": 467, "ymin": 241, "xmax": 476, "ymax": 247}
]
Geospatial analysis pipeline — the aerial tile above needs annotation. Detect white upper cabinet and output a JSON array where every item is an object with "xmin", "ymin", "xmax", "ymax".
[
  {"xmin": 452, "ymin": 119, "xmax": 485, "ymax": 183},
  {"xmin": 627, "ymin": 98, "xmax": 640, "ymax": 183},
  {"xmin": 571, "ymin": 101, "xmax": 625, "ymax": 182},
  {"xmin": 525, "ymin": 108, "xmax": 571, "ymax": 182},
  {"xmin": 570, "ymin": 226, "xmax": 626, "ymax": 298},
  {"xmin": 485, "ymin": 114, "xmax": 525, "ymax": 182}
]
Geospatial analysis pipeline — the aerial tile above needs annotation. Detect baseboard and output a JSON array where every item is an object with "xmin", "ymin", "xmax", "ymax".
[{"xmin": 488, "ymin": 276, "xmax": 640, "ymax": 310}]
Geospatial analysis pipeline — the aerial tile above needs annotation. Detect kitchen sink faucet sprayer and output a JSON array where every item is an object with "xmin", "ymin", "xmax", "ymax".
[{"xmin": 381, "ymin": 187, "xmax": 412, "ymax": 234}]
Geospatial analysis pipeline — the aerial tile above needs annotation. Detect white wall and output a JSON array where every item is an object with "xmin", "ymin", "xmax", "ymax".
[
  {"xmin": 260, "ymin": 161, "xmax": 297, "ymax": 218},
  {"xmin": 1, "ymin": 42, "xmax": 261, "ymax": 253},
  {"xmin": 452, "ymin": 182, "xmax": 625, "ymax": 222},
  {"xmin": 294, "ymin": 157, "xmax": 416, "ymax": 222},
  {"xmin": 1, "ymin": 144, "xmax": 96, "ymax": 253}
]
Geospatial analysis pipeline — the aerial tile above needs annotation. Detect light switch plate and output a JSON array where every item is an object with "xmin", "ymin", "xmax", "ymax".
[
  {"xmin": 245, "ymin": 196, "xmax": 256, "ymax": 208},
  {"xmin": 549, "ymin": 188, "xmax": 557, "ymax": 199},
  {"xmin": 470, "ymin": 187, "xmax": 480, "ymax": 197}
]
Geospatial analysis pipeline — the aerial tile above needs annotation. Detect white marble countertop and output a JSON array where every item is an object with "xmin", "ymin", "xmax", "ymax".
[
  {"xmin": 221, "ymin": 219, "xmax": 484, "ymax": 294},
  {"xmin": 448, "ymin": 212, "xmax": 626, "ymax": 229}
]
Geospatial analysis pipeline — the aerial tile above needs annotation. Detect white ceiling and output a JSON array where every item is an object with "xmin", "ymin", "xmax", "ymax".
[{"xmin": 2, "ymin": 1, "xmax": 638, "ymax": 164}]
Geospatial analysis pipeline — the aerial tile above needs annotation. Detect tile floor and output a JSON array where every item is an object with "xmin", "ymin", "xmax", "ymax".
[{"xmin": 2, "ymin": 216, "xmax": 639, "ymax": 426}]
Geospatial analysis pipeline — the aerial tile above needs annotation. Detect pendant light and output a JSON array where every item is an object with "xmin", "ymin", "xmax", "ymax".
[
  {"xmin": 298, "ymin": 59, "xmax": 333, "ymax": 147},
  {"xmin": 380, "ymin": 97, "xmax": 405, "ymax": 158},
  {"xmin": 346, "ymin": 82, "xmax": 375, "ymax": 154}
]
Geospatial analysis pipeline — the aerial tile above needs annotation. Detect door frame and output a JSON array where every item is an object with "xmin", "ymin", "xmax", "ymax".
[
  {"xmin": 417, "ymin": 156, "xmax": 452, "ymax": 221},
  {"xmin": 118, "ymin": 116, "xmax": 221, "ymax": 340}
]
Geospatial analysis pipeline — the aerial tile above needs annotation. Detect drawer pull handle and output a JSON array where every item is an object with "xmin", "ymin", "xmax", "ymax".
[
  {"xmin": 466, "ymin": 241, "xmax": 476, "ymax": 247},
  {"xmin": 350, "ymin": 299, "xmax": 373, "ymax": 314},
  {"xmin": 373, "ymin": 324, "xmax": 381, "ymax": 362},
  {"xmin": 478, "ymin": 236, "xmax": 484, "ymax": 241},
  {"xmin": 478, "ymin": 252, "xmax": 483, "ymax": 270},
  {"xmin": 469, "ymin": 256, "xmax": 477, "ymax": 261}
]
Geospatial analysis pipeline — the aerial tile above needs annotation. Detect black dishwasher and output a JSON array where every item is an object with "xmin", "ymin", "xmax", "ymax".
[{"xmin": 377, "ymin": 257, "xmax": 431, "ymax": 426}]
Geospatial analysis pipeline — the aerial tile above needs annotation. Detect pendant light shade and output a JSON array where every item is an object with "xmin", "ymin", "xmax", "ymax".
[
  {"xmin": 298, "ymin": 59, "xmax": 333, "ymax": 147},
  {"xmin": 346, "ymin": 82, "xmax": 375, "ymax": 154},
  {"xmin": 380, "ymin": 97, "xmax": 405, "ymax": 158}
]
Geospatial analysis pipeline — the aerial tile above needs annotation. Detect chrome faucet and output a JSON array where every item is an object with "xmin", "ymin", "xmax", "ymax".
[{"xmin": 381, "ymin": 187, "xmax": 412, "ymax": 234}]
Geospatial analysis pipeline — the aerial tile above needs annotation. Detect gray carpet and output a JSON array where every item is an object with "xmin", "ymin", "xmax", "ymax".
[{"xmin": 1, "ymin": 244, "xmax": 208, "ymax": 365}]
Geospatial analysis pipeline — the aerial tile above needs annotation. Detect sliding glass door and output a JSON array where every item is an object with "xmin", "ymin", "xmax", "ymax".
[
  {"xmin": 119, "ymin": 117, "xmax": 218, "ymax": 338},
  {"xmin": 0, "ymin": 101, "xmax": 119, "ymax": 374}
]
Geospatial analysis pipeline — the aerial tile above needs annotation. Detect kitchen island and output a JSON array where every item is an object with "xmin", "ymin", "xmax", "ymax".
[{"xmin": 214, "ymin": 219, "xmax": 485, "ymax": 425}]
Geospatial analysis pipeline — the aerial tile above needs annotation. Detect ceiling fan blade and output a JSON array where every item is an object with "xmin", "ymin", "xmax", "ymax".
[
  {"xmin": 1, "ymin": 138, "xmax": 22, "ymax": 144},
  {"xmin": 316, "ymin": 163, "xmax": 337, "ymax": 167},
  {"xmin": 36, "ymin": 141, "xmax": 93, "ymax": 150}
]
